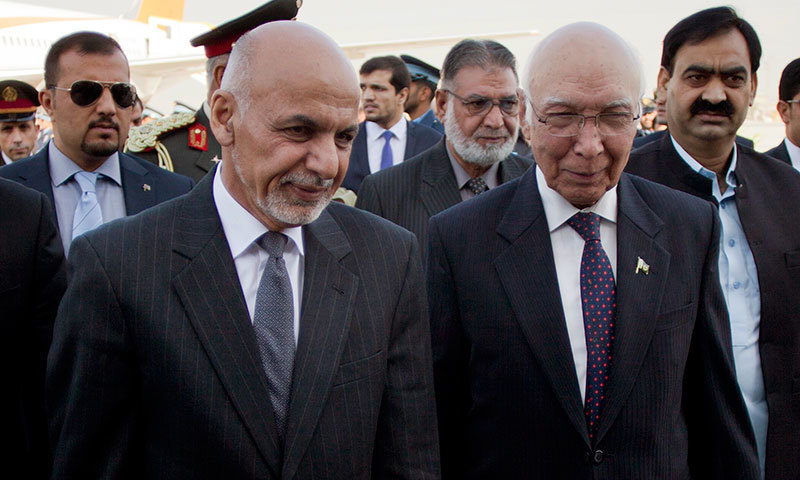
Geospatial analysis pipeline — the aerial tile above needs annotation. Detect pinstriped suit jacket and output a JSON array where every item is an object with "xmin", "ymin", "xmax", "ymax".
[
  {"xmin": 355, "ymin": 139, "xmax": 532, "ymax": 254},
  {"xmin": 427, "ymin": 169, "xmax": 759, "ymax": 479},
  {"xmin": 46, "ymin": 173, "xmax": 440, "ymax": 479}
]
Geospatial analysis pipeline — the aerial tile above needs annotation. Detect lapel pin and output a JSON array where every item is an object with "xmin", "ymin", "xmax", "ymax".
[
  {"xmin": 142, "ymin": 183, "xmax": 151, "ymax": 192},
  {"xmin": 211, "ymin": 156, "xmax": 221, "ymax": 164},
  {"xmin": 635, "ymin": 256, "xmax": 650, "ymax": 275}
]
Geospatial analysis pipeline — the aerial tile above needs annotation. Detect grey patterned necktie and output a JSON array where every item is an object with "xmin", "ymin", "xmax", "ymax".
[
  {"xmin": 465, "ymin": 177, "xmax": 488, "ymax": 196},
  {"xmin": 254, "ymin": 231, "xmax": 295, "ymax": 439}
]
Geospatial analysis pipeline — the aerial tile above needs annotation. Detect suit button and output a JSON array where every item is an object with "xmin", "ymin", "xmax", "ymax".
[{"xmin": 592, "ymin": 450, "xmax": 604, "ymax": 465}]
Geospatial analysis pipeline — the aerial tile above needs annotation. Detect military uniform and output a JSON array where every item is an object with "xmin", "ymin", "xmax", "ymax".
[{"xmin": 126, "ymin": 108, "xmax": 220, "ymax": 183}]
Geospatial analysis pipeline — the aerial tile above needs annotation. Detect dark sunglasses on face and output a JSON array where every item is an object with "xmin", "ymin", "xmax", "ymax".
[{"xmin": 49, "ymin": 80, "xmax": 137, "ymax": 108}]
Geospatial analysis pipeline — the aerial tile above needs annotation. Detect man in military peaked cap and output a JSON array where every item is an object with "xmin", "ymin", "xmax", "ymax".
[
  {"xmin": 126, "ymin": 0, "xmax": 302, "ymax": 182},
  {"xmin": 402, "ymin": 54, "xmax": 444, "ymax": 134},
  {"xmin": 0, "ymin": 80, "xmax": 41, "ymax": 164}
]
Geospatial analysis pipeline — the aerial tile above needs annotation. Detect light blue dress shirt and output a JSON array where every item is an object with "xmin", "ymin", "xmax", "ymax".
[
  {"xmin": 47, "ymin": 142, "xmax": 127, "ymax": 255},
  {"xmin": 672, "ymin": 136, "xmax": 766, "ymax": 477}
]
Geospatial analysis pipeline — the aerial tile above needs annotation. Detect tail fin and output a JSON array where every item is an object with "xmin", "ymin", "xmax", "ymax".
[{"xmin": 136, "ymin": 0, "xmax": 185, "ymax": 22}]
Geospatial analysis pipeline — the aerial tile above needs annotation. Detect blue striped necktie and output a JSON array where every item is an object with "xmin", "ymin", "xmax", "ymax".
[{"xmin": 71, "ymin": 171, "xmax": 104, "ymax": 242}]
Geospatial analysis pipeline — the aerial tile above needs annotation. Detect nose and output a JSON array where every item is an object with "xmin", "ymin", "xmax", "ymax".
[
  {"xmin": 701, "ymin": 77, "xmax": 727, "ymax": 105},
  {"xmin": 10, "ymin": 128, "xmax": 23, "ymax": 144},
  {"xmin": 572, "ymin": 118, "xmax": 604, "ymax": 159},
  {"xmin": 94, "ymin": 87, "xmax": 117, "ymax": 115},
  {"xmin": 305, "ymin": 135, "xmax": 342, "ymax": 180},
  {"xmin": 362, "ymin": 87, "xmax": 375, "ymax": 102},
  {"xmin": 481, "ymin": 103, "xmax": 505, "ymax": 129}
]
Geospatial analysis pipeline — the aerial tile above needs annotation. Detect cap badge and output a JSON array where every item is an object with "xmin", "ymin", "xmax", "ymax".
[{"xmin": 2, "ymin": 86, "xmax": 18, "ymax": 102}]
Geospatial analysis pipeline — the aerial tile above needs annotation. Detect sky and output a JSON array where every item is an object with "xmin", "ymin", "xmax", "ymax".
[{"xmin": 23, "ymin": 0, "xmax": 800, "ymax": 147}]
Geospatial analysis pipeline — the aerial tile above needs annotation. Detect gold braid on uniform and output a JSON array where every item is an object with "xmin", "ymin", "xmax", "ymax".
[{"xmin": 125, "ymin": 112, "xmax": 196, "ymax": 172}]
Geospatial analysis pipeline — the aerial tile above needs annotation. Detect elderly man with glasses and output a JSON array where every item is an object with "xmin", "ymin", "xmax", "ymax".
[
  {"xmin": 0, "ymin": 31, "xmax": 193, "ymax": 255},
  {"xmin": 356, "ymin": 39, "xmax": 532, "ymax": 253},
  {"xmin": 426, "ymin": 21, "xmax": 759, "ymax": 479}
]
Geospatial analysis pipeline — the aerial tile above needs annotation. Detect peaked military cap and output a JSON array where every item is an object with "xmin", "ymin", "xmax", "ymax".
[
  {"xmin": 400, "ymin": 54, "xmax": 440, "ymax": 85},
  {"xmin": 0, "ymin": 80, "xmax": 40, "ymax": 122}
]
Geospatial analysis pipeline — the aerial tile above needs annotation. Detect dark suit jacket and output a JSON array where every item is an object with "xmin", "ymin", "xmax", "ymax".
[
  {"xmin": 356, "ymin": 138, "xmax": 532, "ymax": 253},
  {"xmin": 626, "ymin": 134, "xmax": 800, "ymax": 479},
  {"xmin": 427, "ymin": 169, "xmax": 759, "ymax": 479},
  {"xmin": 0, "ymin": 178, "xmax": 66, "ymax": 479},
  {"xmin": 131, "ymin": 108, "xmax": 223, "ymax": 183},
  {"xmin": 46, "ymin": 172, "xmax": 440, "ymax": 479},
  {"xmin": 0, "ymin": 146, "xmax": 194, "ymax": 238},
  {"xmin": 764, "ymin": 140, "xmax": 792, "ymax": 165},
  {"xmin": 342, "ymin": 120, "xmax": 441, "ymax": 192},
  {"xmin": 633, "ymin": 128, "xmax": 755, "ymax": 149}
]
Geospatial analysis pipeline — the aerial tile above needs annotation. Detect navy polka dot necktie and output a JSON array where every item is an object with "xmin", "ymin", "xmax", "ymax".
[{"xmin": 567, "ymin": 212, "xmax": 616, "ymax": 441}]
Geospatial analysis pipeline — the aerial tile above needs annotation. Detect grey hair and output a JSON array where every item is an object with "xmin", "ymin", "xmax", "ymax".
[
  {"xmin": 219, "ymin": 33, "xmax": 254, "ymax": 113},
  {"xmin": 440, "ymin": 39, "xmax": 518, "ymax": 90},
  {"xmin": 205, "ymin": 53, "xmax": 231, "ymax": 89}
]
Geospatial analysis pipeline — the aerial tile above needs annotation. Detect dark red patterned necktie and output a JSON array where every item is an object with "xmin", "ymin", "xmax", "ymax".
[{"xmin": 567, "ymin": 212, "xmax": 616, "ymax": 441}]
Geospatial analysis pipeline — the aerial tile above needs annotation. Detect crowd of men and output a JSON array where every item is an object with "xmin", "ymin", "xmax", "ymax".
[{"xmin": 1, "ymin": 0, "xmax": 800, "ymax": 478}]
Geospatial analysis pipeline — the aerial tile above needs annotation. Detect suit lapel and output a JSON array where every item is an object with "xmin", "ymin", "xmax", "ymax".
[
  {"xmin": 498, "ymin": 153, "xmax": 531, "ymax": 184},
  {"xmin": 493, "ymin": 169, "xmax": 590, "ymax": 446},
  {"xmin": 13, "ymin": 149, "xmax": 56, "ymax": 210},
  {"xmin": 282, "ymin": 209, "xmax": 359, "ymax": 480},
  {"xmin": 171, "ymin": 175, "xmax": 282, "ymax": 477},
  {"xmin": 404, "ymin": 120, "xmax": 418, "ymax": 158},
  {"xmin": 420, "ymin": 140, "xmax": 462, "ymax": 217},
  {"xmin": 594, "ymin": 174, "xmax": 670, "ymax": 442},
  {"xmin": 119, "ymin": 153, "xmax": 159, "ymax": 215}
]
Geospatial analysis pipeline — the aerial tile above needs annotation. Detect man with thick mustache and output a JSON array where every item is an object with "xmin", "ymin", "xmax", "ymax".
[
  {"xmin": 0, "ymin": 31, "xmax": 193, "ymax": 255},
  {"xmin": 356, "ymin": 39, "xmax": 532, "ymax": 252},
  {"xmin": 626, "ymin": 7, "xmax": 800, "ymax": 478}
]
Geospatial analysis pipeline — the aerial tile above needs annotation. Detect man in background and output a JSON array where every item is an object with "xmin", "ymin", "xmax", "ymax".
[
  {"xmin": 402, "ymin": 54, "xmax": 444, "ymax": 133},
  {"xmin": 0, "ymin": 80, "xmax": 41, "ymax": 164},
  {"xmin": 765, "ymin": 57, "xmax": 800, "ymax": 169}
]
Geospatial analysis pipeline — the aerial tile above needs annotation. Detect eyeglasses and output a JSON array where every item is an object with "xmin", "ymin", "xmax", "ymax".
[
  {"xmin": 529, "ymin": 103, "xmax": 639, "ymax": 137},
  {"xmin": 442, "ymin": 89, "xmax": 520, "ymax": 117},
  {"xmin": 786, "ymin": 100, "xmax": 800, "ymax": 106},
  {"xmin": 49, "ymin": 80, "xmax": 137, "ymax": 108}
]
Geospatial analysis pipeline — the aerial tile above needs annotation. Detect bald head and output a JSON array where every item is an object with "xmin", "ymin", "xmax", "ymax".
[
  {"xmin": 523, "ymin": 22, "xmax": 644, "ymax": 113},
  {"xmin": 211, "ymin": 22, "xmax": 361, "ymax": 230}
]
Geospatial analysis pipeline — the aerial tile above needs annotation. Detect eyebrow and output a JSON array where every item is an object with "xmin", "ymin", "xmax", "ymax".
[
  {"xmin": 683, "ymin": 64, "xmax": 748, "ymax": 76},
  {"xmin": 284, "ymin": 114, "xmax": 321, "ymax": 129},
  {"xmin": 538, "ymin": 96, "xmax": 634, "ymax": 111}
]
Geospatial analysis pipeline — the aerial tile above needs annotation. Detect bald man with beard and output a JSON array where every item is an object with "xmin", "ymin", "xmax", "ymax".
[
  {"xmin": 47, "ymin": 22, "xmax": 439, "ymax": 480},
  {"xmin": 427, "ymin": 22, "xmax": 758, "ymax": 479}
]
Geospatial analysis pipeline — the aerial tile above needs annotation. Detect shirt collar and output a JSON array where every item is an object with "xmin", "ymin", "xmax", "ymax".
[
  {"xmin": 48, "ymin": 141, "xmax": 122, "ymax": 186},
  {"xmin": 785, "ymin": 137, "xmax": 800, "ymax": 165},
  {"xmin": 445, "ymin": 142, "xmax": 501, "ymax": 190},
  {"xmin": 212, "ymin": 163, "xmax": 304, "ymax": 259},
  {"xmin": 535, "ymin": 165, "xmax": 618, "ymax": 233},
  {"xmin": 366, "ymin": 118, "xmax": 407, "ymax": 142},
  {"xmin": 1, "ymin": 151, "xmax": 12, "ymax": 165},
  {"xmin": 670, "ymin": 134, "xmax": 737, "ymax": 191}
]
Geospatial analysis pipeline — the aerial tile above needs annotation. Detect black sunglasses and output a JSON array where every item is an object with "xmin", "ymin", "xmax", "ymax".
[{"xmin": 50, "ymin": 80, "xmax": 137, "ymax": 108}]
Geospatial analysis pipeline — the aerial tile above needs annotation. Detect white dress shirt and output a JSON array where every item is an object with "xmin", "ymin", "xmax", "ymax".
[
  {"xmin": 2, "ymin": 151, "xmax": 13, "ymax": 165},
  {"xmin": 213, "ymin": 164, "xmax": 304, "ymax": 343},
  {"xmin": 784, "ymin": 137, "xmax": 800, "ymax": 172},
  {"xmin": 366, "ymin": 118, "xmax": 408, "ymax": 174},
  {"xmin": 47, "ymin": 141, "xmax": 126, "ymax": 255},
  {"xmin": 536, "ymin": 165, "xmax": 618, "ymax": 402},
  {"xmin": 671, "ymin": 136, "xmax": 766, "ymax": 476}
]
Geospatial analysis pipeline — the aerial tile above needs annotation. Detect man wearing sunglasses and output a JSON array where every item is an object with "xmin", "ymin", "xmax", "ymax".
[
  {"xmin": 427, "ymin": 22, "xmax": 759, "ymax": 478},
  {"xmin": 0, "ymin": 31, "xmax": 193, "ymax": 255},
  {"xmin": 356, "ymin": 40, "xmax": 532, "ymax": 253}
]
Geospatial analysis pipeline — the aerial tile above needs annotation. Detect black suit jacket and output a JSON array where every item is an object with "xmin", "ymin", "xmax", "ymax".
[
  {"xmin": 342, "ymin": 120, "xmax": 441, "ymax": 192},
  {"xmin": 46, "ymin": 172, "xmax": 440, "ymax": 479},
  {"xmin": 0, "ymin": 146, "xmax": 194, "ymax": 238},
  {"xmin": 633, "ymin": 128, "xmax": 755, "ymax": 149},
  {"xmin": 427, "ymin": 168, "xmax": 759, "ymax": 479},
  {"xmin": 764, "ymin": 141, "xmax": 792, "ymax": 165},
  {"xmin": 356, "ymin": 138, "xmax": 532, "ymax": 253},
  {"xmin": 626, "ymin": 134, "xmax": 800, "ymax": 479},
  {"xmin": 0, "ymin": 178, "xmax": 66, "ymax": 479},
  {"xmin": 130, "ymin": 108, "xmax": 223, "ymax": 183}
]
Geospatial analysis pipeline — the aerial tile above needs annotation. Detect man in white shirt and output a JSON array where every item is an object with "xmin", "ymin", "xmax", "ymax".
[
  {"xmin": 428, "ymin": 21, "xmax": 759, "ymax": 479},
  {"xmin": 766, "ymin": 58, "xmax": 800, "ymax": 169},
  {"xmin": 342, "ymin": 55, "xmax": 441, "ymax": 192},
  {"xmin": 47, "ymin": 21, "xmax": 439, "ymax": 479}
]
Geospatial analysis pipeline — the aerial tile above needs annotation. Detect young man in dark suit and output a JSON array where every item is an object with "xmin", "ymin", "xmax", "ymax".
[
  {"xmin": 0, "ymin": 32, "xmax": 193, "ymax": 255},
  {"xmin": 626, "ymin": 7, "xmax": 800, "ymax": 478},
  {"xmin": 47, "ymin": 22, "xmax": 439, "ymax": 479},
  {"xmin": 428, "ymin": 21, "xmax": 758, "ymax": 479},
  {"xmin": 765, "ymin": 57, "xmax": 800, "ymax": 168}
]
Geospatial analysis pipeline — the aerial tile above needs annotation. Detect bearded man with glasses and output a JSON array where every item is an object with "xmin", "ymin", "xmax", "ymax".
[
  {"xmin": 356, "ymin": 39, "xmax": 533, "ymax": 253},
  {"xmin": 0, "ymin": 31, "xmax": 193, "ymax": 255},
  {"xmin": 427, "ymin": 21, "xmax": 759, "ymax": 479}
]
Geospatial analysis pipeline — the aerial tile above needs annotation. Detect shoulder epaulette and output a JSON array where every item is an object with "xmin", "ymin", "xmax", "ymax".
[{"xmin": 126, "ymin": 112, "xmax": 197, "ymax": 152}]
